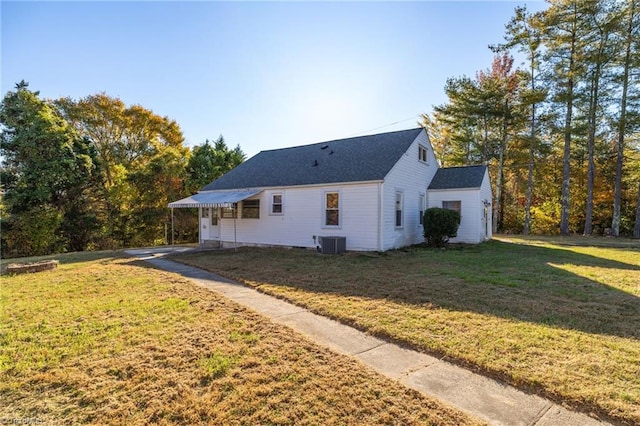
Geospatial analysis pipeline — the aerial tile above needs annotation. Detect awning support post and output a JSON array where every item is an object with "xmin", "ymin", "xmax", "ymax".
[
  {"xmin": 233, "ymin": 202, "xmax": 237, "ymax": 252},
  {"xmin": 171, "ymin": 207, "xmax": 175, "ymax": 247}
]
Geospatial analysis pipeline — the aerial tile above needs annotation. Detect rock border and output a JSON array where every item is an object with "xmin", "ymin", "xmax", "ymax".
[{"xmin": 5, "ymin": 260, "xmax": 59, "ymax": 274}]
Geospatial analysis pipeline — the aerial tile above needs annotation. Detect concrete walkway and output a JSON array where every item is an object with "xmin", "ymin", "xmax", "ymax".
[{"xmin": 126, "ymin": 248, "xmax": 609, "ymax": 426}]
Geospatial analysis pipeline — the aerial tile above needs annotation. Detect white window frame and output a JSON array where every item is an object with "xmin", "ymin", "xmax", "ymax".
[
  {"xmin": 418, "ymin": 144, "xmax": 428, "ymax": 164},
  {"xmin": 270, "ymin": 193, "xmax": 284, "ymax": 215},
  {"xmin": 442, "ymin": 200, "xmax": 461, "ymax": 215},
  {"xmin": 323, "ymin": 190, "xmax": 341, "ymax": 228},
  {"xmin": 419, "ymin": 193, "xmax": 426, "ymax": 226},
  {"xmin": 242, "ymin": 199, "xmax": 260, "ymax": 219},
  {"xmin": 201, "ymin": 207, "xmax": 209, "ymax": 218},
  {"xmin": 395, "ymin": 191, "xmax": 403, "ymax": 228}
]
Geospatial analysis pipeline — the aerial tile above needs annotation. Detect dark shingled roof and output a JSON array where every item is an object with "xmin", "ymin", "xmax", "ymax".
[
  {"xmin": 428, "ymin": 165, "xmax": 487, "ymax": 190},
  {"xmin": 201, "ymin": 128, "xmax": 424, "ymax": 191}
]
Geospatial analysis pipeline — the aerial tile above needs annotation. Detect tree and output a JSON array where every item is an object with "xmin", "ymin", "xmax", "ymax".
[
  {"xmin": 542, "ymin": 0, "xmax": 587, "ymax": 235},
  {"xmin": 186, "ymin": 136, "xmax": 245, "ymax": 193},
  {"xmin": 579, "ymin": 0, "xmax": 618, "ymax": 235},
  {"xmin": 57, "ymin": 94, "xmax": 190, "ymax": 247},
  {"xmin": 476, "ymin": 53, "xmax": 521, "ymax": 233},
  {"xmin": 0, "ymin": 82, "xmax": 99, "ymax": 256},
  {"xmin": 612, "ymin": 0, "xmax": 640, "ymax": 236},
  {"xmin": 499, "ymin": 6, "xmax": 548, "ymax": 235}
]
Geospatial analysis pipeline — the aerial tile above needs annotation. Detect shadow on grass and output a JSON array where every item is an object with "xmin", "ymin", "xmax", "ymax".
[{"xmin": 171, "ymin": 240, "xmax": 640, "ymax": 340}]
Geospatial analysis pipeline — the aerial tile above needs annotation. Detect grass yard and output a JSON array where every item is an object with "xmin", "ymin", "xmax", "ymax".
[
  {"xmin": 0, "ymin": 251, "xmax": 481, "ymax": 425},
  {"xmin": 171, "ymin": 235, "xmax": 640, "ymax": 425}
]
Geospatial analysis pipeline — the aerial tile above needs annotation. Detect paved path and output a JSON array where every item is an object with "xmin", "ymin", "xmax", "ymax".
[{"xmin": 126, "ymin": 248, "xmax": 609, "ymax": 426}]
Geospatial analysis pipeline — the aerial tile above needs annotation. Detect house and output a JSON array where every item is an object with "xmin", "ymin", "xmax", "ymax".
[{"xmin": 168, "ymin": 128, "xmax": 492, "ymax": 251}]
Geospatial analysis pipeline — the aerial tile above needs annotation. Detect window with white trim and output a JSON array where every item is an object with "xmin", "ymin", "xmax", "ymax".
[
  {"xmin": 395, "ymin": 191, "xmax": 403, "ymax": 228},
  {"xmin": 201, "ymin": 207, "xmax": 209, "ymax": 218},
  {"xmin": 442, "ymin": 200, "xmax": 461, "ymax": 214},
  {"xmin": 419, "ymin": 194, "xmax": 425, "ymax": 225},
  {"xmin": 325, "ymin": 192, "xmax": 339, "ymax": 226},
  {"xmin": 271, "ymin": 193, "xmax": 283, "ymax": 215},
  {"xmin": 242, "ymin": 199, "xmax": 260, "ymax": 219},
  {"xmin": 418, "ymin": 145, "xmax": 428, "ymax": 163}
]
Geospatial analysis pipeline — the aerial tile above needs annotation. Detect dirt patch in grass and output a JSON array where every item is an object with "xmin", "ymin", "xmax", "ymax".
[
  {"xmin": 0, "ymin": 252, "xmax": 480, "ymax": 425},
  {"xmin": 171, "ymin": 237, "xmax": 640, "ymax": 425}
]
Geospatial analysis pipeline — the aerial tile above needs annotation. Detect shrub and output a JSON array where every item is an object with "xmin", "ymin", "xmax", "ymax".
[{"xmin": 423, "ymin": 207, "xmax": 460, "ymax": 247}]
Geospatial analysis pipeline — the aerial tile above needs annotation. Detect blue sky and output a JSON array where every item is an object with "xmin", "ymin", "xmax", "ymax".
[{"xmin": 2, "ymin": 1, "xmax": 545, "ymax": 158}]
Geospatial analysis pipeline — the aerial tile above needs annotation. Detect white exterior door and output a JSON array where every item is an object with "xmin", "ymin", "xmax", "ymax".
[
  {"xmin": 209, "ymin": 207, "xmax": 220, "ymax": 240},
  {"xmin": 200, "ymin": 207, "xmax": 220, "ymax": 241}
]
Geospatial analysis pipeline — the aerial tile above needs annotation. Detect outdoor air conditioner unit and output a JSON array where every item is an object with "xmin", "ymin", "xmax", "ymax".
[{"xmin": 318, "ymin": 236, "xmax": 346, "ymax": 254}]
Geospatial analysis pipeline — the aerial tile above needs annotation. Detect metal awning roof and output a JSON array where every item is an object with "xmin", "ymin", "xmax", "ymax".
[{"xmin": 168, "ymin": 189, "xmax": 263, "ymax": 208}]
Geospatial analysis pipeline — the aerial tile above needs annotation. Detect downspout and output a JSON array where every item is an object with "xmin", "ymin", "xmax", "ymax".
[{"xmin": 377, "ymin": 182, "xmax": 383, "ymax": 251}]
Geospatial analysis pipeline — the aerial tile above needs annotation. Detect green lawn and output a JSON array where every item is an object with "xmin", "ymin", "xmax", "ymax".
[
  {"xmin": 171, "ymin": 235, "xmax": 640, "ymax": 425},
  {"xmin": 0, "ymin": 251, "xmax": 480, "ymax": 425}
]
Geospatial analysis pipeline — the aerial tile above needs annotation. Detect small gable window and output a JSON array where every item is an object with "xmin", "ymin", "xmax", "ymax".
[
  {"xmin": 271, "ymin": 193, "xmax": 283, "ymax": 215},
  {"xmin": 418, "ymin": 145, "xmax": 428, "ymax": 163},
  {"xmin": 325, "ymin": 192, "xmax": 340, "ymax": 227},
  {"xmin": 443, "ymin": 200, "xmax": 461, "ymax": 214},
  {"xmin": 242, "ymin": 199, "xmax": 260, "ymax": 219}
]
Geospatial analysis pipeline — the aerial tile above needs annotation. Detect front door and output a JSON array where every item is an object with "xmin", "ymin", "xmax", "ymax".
[
  {"xmin": 200, "ymin": 207, "xmax": 220, "ymax": 242},
  {"xmin": 209, "ymin": 207, "xmax": 220, "ymax": 241}
]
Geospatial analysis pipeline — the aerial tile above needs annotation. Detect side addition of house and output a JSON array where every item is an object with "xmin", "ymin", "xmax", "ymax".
[{"xmin": 169, "ymin": 128, "xmax": 492, "ymax": 251}]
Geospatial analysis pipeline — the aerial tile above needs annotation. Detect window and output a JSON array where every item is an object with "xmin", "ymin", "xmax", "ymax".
[
  {"xmin": 395, "ymin": 191, "xmax": 403, "ymax": 228},
  {"xmin": 211, "ymin": 207, "xmax": 218, "ymax": 226},
  {"xmin": 201, "ymin": 208, "xmax": 209, "ymax": 218},
  {"xmin": 418, "ymin": 145, "xmax": 428, "ymax": 163},
  {"xmin": 442, "ymin": 200, "xmax": 461, "ymax": 214},
  {"xmin": 222, "ymin": 204, "xmax": 237, "ymax": 218},
  {"xmin": 242, "ymin": 199, "xmax": 260, "ymax": 219},
  {"xmin": 271, "ymin": 193, "xmax": 283, "ymax": 215},
  {"xmin": 325, "ymin": 192, "xmax": 339, "ymax": 226},
  {"xmin": 419, "ymin": 194, "xmax": 425, "ymax": 225}
]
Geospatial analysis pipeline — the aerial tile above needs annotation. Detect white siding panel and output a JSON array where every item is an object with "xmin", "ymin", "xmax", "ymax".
[
  {"xmin": 214, "ymin": 183, "xmax": 380, "ymax": 251},
  {"xmin": 381, "ymin": 130, "xmax": 439, "ymax": 250},
  {"xmin": 427, "ymin": 188, "xmax": 484, "ymax": 244}
]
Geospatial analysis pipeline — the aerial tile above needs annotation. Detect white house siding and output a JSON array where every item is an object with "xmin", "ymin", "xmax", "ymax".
[
  {"xmin": 427, "ymin": 186, "xmax": 491, "ymax": 244},
  {"xmin": 381, "ymin": 131, "xmax": 439, "ymax": 250},
  {"xmin": 214, "ymin": 182, "xmax": 381, "ymax": 251}
]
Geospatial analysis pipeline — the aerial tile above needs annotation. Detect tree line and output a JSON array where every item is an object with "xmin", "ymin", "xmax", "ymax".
[
  {"xmin": 424, "ymin": 0, "xmax": 640, "ymax": 237},
  {"xmin": 0, "ymin": 82, "xmax": 244, "ymax": 257}
]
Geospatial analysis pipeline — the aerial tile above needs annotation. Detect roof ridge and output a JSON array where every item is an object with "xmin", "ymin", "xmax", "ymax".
[
  {"xmin": 441, "ymin": 164, "xmax": 486, "ymax": 169},
  {"xmin": 258, "ymin": 127, "xmax": 423, "ymax": 154}
]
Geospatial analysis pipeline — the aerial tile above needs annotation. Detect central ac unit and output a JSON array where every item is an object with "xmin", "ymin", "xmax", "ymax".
[{"xmin": 318, "ymin": 236, "xmax": 346, "ymax": 254}]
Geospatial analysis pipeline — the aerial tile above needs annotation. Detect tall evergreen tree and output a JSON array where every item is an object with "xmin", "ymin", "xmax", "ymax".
[
  {"xmin": 542, "ymin": 0, "xmax": 587, "ymax": 235},
  {"xmin": 499, "ymin": 6, "xmax": 547, "ymax": 235},
  {"xmin": 186, "ymin": 136, "xmax": 245, "ymax": 193},
  {"xmin": 612, "ymin": 0, "xmax": 640, "ymax": 236},
  {"xmin": 0, "ymin": 82, "xmax": 99, "ymax": 256}
]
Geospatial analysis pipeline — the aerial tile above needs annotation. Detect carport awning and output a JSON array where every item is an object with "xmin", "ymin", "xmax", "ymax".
[{"xmin": 168, "ymin": 189, "xmax": 263, "ymax": 208}]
